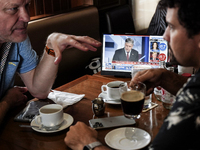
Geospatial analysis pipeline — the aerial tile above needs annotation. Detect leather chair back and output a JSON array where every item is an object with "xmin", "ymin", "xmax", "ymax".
[{"xmin": 105, "ymin": 5, "xmax": 136, "ymax": 34}]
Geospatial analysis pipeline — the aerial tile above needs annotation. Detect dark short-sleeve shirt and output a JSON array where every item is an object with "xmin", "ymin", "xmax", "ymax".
[{"xmin": 149, "ymin": 69, "xmax": 200, "ymax": 150}]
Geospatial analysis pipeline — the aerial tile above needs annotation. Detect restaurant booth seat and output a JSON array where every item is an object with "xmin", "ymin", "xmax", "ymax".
[
  {"xmin": 14, "ymin": 6, "xmax": 102, "ymax": 89},
  {"xmin": 105, "ymin": 4, "xmax": 136, "ymax": 34}
]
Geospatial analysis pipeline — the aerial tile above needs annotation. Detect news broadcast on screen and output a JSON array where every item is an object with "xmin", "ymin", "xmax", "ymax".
[{"xmin": 101, "ymin": 34, "xmax": 168, "ymax": 75}]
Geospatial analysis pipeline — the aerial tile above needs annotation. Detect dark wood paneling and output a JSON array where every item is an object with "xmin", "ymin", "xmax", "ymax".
[
  {"xmin": 61, "ymin": 0, "xmax": 71, "ymax": 11},
  {"xmin": 35, "ymin": 0, "xmax": 44, "ymax": 15},
  {"xmin": 52, "ymin": 0, "xmax": 60, "ymax": 13},
  {"xmin": 29, "ymin": 1, "xmax": 36, "ymax": 17},
  {"xmin": 44, "ymin": 0, "xmax": 53, "ymax": 14}
]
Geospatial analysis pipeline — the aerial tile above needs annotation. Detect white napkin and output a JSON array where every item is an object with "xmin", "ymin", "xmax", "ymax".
[{"xmin": 47, "ymin": 90, "xmax": 85, "ymax": 108}]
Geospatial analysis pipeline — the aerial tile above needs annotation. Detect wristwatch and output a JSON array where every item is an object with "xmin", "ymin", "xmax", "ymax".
[
  {"xmin": 45, "ymin": 45, "xmax": 55, "ymax": 57},
  {"xmin": 83, "ymin": 141, "xmax": 102, "ymax": 150}
]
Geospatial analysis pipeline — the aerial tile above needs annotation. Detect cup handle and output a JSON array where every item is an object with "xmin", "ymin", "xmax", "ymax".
[
  {"xmin": 101, "ymin": 85, "xmax": 107, "ymax": 94},
  {"xmin": 34, "ymin": 115, "xmax": 42, "ymax": 125}
]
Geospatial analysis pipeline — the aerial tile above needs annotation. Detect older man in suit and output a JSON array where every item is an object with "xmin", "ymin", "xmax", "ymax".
[{"xmin": 112, "ymin": 38, "xmax": 138, "ymax": 62}]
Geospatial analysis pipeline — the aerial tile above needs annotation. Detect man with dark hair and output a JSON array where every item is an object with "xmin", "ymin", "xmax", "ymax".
[
  {"xmin": 64, "ymin": 0, "xmax": 200, "ymax": 149},
  {"xmin": 112, "ymin": 38, "xmax": 138, "ymax": 62}
]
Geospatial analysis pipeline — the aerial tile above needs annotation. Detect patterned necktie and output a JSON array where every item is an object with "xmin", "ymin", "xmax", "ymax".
[
  {"xmin": 0, "ymin": 42, "xmax": 12, "ymax": 75},
  {"xmin": 127, "ymin": 52, "xmax": 129, "ymax": 61}
]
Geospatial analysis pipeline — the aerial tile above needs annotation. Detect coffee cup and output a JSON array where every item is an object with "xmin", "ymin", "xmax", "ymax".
[
  {"xmin": 101, "ymin": 81, "xmax": 124, "ymax": 99},
  {"xmin": 35, "ymin": 104, "xmax": 64, "ymax": 127}
]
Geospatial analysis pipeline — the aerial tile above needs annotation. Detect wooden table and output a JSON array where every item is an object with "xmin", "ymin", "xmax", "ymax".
[{"xmin": 0, "ymin": 75, "xmax": 169, "ymax": 150}]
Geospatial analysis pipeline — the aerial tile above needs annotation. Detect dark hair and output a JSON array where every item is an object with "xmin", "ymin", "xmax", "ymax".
[
  {"xmin": 151, "ymin": 42, "xmax": 159, "ymax": 50},
  {"xmin": 125, "ymin": 38, "xmax": 134, "ymax": 45},
  {"xmin": 159, "ymin": 0, "xmax": 200, "ymax": 38}
]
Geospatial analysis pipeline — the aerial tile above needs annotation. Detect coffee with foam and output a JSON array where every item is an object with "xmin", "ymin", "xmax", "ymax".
[
  {"xmin": 121, "ymin": 90, "xmax": 145, "ymax": 117},
  {"xmin": 121, "ymin": 90, "xmax": 144, "ymax": 102}
]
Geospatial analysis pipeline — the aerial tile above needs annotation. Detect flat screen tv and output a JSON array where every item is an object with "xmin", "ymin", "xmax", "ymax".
[{"xmin": 101, "ymin": 34, "xmax": 169, "ymax": 77}]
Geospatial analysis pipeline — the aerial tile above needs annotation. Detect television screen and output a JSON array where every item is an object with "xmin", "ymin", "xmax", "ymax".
[{"xmin": 101, "ymin": 34, "xmax": 169, "ymax": 77}]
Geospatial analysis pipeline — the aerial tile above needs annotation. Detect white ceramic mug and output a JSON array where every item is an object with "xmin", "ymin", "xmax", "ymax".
[
  {"xmin": 35, "ymin": 104, "xmax": 64, "ymax": 127},
  {"xmin": 101, "ymin": 81, "xmax": 124, "ymax": 99}
]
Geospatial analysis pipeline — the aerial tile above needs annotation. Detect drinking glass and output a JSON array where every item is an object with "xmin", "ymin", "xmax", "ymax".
[
  {"xmin": 119, "ymin": 81, "xmax": 146, "ymax": 119},
  {"xmin": 131, "ymin": 67, "xmax": 152, "ymax": 109}
]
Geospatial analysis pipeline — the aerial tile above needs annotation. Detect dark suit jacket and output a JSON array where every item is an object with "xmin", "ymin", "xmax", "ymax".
[{"xmin": 112, "ymin": 48, "xmax": 138, "ymax": 62}]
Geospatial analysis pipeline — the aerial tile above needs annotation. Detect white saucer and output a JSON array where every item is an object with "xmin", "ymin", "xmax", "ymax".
[
  {"xmin": 98, "ymin": 92, "xmax": 121, "ymax": 104},
  {"xmin": 105, "ymin": 127, "xmax": 151, "ymax": 150},
  {"xmin": 31, "ymin": 113, "xmax": 73, "ymax": 133}
]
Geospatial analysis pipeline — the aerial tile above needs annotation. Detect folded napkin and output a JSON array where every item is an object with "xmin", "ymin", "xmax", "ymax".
[{"xmin": 47, "ymin": 90, "xmax": 85, "ymax": 108}]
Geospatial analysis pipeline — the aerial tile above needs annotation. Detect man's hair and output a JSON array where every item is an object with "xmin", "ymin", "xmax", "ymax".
[
  {"xmin": 125, "ymin": 38, "xmax": 134, "ymax": 45},
  {"xmin": 159, "ymin": 0, "xmax": 200, "ymax": 38}
]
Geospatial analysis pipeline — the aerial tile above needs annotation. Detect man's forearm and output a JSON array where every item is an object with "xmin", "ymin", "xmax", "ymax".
[
  {"xmin": 0, "ymin": 100, "xmax": 10, "ymax": 125},
  {"xmin": 161, "ymin": 69, "xmax": 188, "ymax": 95},
  {"xmin": 20, "ymin": 50, "xmax": 58, "ymax": 99},
  {"xmin": 31, "ymin": 51, "xmax": 58, "ymax": 98},
  {"xmin": 21, "ymin": 33, "xmax": 101, "ymax": 99}
]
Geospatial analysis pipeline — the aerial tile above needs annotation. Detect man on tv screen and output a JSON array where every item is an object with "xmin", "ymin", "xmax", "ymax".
[{"xmin": 112, "ymin": 38, "xmax": 138, "ymax": 62}]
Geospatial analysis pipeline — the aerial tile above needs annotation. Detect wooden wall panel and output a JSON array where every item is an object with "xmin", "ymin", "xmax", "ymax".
[{"xmin": 35, "ymin": 0, "xmax": 44, "ymax": 15}]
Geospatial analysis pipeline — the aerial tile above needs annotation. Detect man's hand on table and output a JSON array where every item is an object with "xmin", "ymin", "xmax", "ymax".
[
  {"xmin": 46, "ymin": 33, "xmax": 102, "ymax": 65},
  {"xmin": 3, "ymin": 86, "xmax": 28, "ymax": 109},
  {"xmin": 131, "ymin": 68, "xmax": 188, "ymax": 96},
  {"xmin": 131, "ymin": 68, "xmax": 165, "ymax": 95},
  {"xmin": 64, "ymin": 121, "xmax": 111, "ymax": 150},
  {"xmin": 0, "ymin": 86, "xmax": 28, "ymax": 125}
]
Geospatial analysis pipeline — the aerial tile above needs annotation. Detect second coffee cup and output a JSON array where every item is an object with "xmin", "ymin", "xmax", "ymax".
[
  {"xmin": 35, "ymin": 104, "xmax": 64, "ymax": 128},
  {"xmin": 101, "ymin": 81, "xmax": 124, "ymax": 99}
]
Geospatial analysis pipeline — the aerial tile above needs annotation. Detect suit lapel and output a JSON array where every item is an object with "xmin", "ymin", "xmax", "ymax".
[
  {"xmin": 129, "ymin": 50, "xmax": 135, "ymax": 61},
  {"xmin": 121, "ymin": 49, "xmax": 127, "ymax": 60}
]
